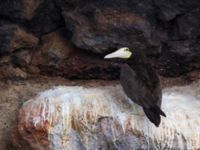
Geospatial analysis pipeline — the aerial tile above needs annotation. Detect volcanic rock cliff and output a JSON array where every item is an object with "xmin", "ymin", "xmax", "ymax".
[{"xmin": 0, "ymin": 0, "xmax": 199, "ymax": 80}]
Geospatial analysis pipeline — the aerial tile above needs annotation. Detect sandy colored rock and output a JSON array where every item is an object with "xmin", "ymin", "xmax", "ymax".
[
  {"xmin": 0, "ymin": 77, "xmax": 197, "ymax": 150},
  {"xmin": 16, "ymin": 81, "xmax": 200, "ymax": 149}
]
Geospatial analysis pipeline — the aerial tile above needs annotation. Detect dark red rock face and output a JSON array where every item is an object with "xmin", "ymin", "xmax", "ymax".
[{"xmin": 0, "ymin": 0, "xmax": 200, "ymax": 79}]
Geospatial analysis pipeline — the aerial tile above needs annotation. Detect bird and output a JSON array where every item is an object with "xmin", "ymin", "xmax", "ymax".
[{"xmin": 104, "ymin": 47, "xmax": 166, "ymax": 127}]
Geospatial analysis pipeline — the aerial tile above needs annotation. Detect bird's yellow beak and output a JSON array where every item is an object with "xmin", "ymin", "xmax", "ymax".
[{"xmin": 104, "ymin": 47, "xmax": 132, "ymax": 59}]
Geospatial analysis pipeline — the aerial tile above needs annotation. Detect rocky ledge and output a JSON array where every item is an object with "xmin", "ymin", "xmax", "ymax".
[{"xmin": 11, "ymin": 80, "xmax": 200, "ymax": 150}]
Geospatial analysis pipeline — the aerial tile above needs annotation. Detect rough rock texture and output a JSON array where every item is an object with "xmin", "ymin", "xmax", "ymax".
[
  {"xmin": 0, "ymin": 77, "xmax": 197, "ymax": 150},
  {"xmin": 30, "ymin": 29, "xmax": 120, "ymax": 79},
  {"xmin": 0, "ymin": 65, "xmax": 28, "ymax": 80},
  {"xmin": 11, "ymin": 50, "xmax": 33, "ymax": 67},
  {"xmin": 32, "ymin": 29, "xmax": 72, "ymax": 67},
  {"xmin": 62, "ymin": 7, "xmax": 155, "ymax": 54},
  {"xmin": 0, "ymin": 25, "xmax": 38, "ymax": 55},
  {"xmin": 153, "ymin": 0, "xmax": 200, "ymax": 21},
  {"xmin": 14, "ymin": 82, "xmax": 200, "ymax": 149},
  {"xmin": 60, "ymin": 0, "xmax": 160, "ymax": 54},
  {"xmin": 0, "ymin": 0, "xmax": 43, "ymax": 20},
  {"xmin": 23, "ymin": 0, "xmax": 65, "ymax": 35},
  {"xmin": 0, "ymin": 0, "xmax": 199, "ymax": 79},
  {"xmin": 58, "ymin": 0, "xmax": 200, "ymax": 76}
]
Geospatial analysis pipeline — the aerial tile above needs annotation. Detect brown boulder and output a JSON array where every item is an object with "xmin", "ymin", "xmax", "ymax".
[
  {"xmin": 61, "ymin": 0, "xmax": 158, "ymax": 54},
  {"xmin": 32, "ymin": 29, "xmax": 120, "ymax": 79},
  {"xmin": 11, "ymin": 50, "xmax": 32, "ymax": 67},
  {"xmin": 32, "ymin": 29, "xmax": 72, "ymax": 67},
  {"xmin": 0, "ymin": 25, "xmax": 39, "ymax": 55}
]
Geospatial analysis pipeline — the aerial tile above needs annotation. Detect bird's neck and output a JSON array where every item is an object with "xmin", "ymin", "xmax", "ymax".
[{"xmin": 127, "ymin": 53, "xmax": 146, "ymax": 66}]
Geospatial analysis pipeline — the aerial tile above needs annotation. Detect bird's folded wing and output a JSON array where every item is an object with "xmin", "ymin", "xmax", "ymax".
[{"xmin": 120, "ymin": 64, "xmax": 158, "ymax": 108}]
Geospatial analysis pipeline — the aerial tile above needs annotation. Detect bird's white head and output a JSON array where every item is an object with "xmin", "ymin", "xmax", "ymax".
[{"xmin": 104, "ymin": 47, "xmax": 132, "ymax": 59}]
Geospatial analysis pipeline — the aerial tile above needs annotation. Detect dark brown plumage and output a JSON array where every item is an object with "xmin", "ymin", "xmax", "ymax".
[
  {"xmin": 121, "ymin": 51, "xmax": 166, "ymax": 127},
  {"xmin": 105, "ymin": 48, "xmax": 166, "ymax": 127}
]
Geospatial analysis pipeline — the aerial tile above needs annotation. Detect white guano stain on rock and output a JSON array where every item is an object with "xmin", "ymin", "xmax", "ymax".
[{"xmin": 20, "ymin": 82, "xmax": 200, "ymax": 150}]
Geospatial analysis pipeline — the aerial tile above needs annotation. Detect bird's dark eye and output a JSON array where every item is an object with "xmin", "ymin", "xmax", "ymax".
[{"xmin": 125, "ymin": 48, "xmax": 129, "ymax": 51}]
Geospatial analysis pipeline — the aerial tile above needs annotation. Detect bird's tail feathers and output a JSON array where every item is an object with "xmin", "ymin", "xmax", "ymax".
[{"xmin": 143, "ymin": 106, "xmax": 166, "ymax": 127}]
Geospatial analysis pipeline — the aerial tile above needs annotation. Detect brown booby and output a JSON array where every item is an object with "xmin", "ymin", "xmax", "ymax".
[{"xmin": 104, "ymin": 47, "xmax": 166, "ymax": 127}]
